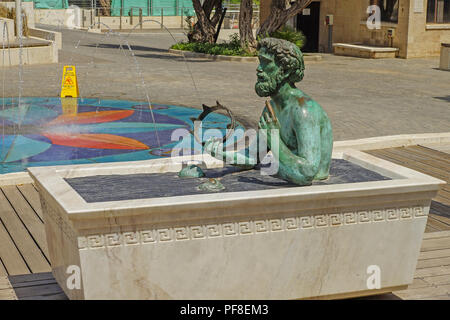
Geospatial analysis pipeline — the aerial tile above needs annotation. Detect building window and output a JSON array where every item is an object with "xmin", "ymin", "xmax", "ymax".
[
  {"xmin": 427, "ymin": 0, "xmax": 450, "ymax": 23},
  {"xmin": 370, "ymin": 0, "xmax": 399, "ymax": 23}
]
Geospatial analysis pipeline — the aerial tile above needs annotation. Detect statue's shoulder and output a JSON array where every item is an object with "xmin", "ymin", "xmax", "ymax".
[
  {"xmin": 290, "ymin": 90, "xmax": 326, "ymax": 120},
  {"xmin": 290, "ymin": 90, "xmax": 312, "ymax": 110}
]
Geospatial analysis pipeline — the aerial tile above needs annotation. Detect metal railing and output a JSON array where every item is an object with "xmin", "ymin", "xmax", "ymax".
[
  {"xmin": 30, "ymin": 1, "xmax": 260, "ymax": 30},
  {"xmin": 64, "ymin": 0, "xmax": 258, "ymax": 17},
  {"xmin": 65, "ymin": 0, "xmax": 195, "ymax": 16}
]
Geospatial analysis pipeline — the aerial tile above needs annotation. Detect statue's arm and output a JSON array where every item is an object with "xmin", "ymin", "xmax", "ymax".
[
  {"xmin": 204, "ymin": 107, "xmax": 270, "ymax": 168},
  {"xmin": 203, "ymin": 138, "xmax": 259, "ymax": 168},
  {"xmin": 274, "ymin": 110, "xmax": 321, "ymax": 185}
]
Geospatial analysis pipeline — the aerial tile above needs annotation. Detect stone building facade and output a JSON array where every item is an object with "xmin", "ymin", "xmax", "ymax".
[{"xmin": 260, "ymin": 0, "xmax": 450, "ymax": 58}]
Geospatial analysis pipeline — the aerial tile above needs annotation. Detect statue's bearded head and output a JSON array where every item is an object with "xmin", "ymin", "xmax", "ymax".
[{"xmin": 255, "ymin": 38, "xmax": 305, "ymax": 97}]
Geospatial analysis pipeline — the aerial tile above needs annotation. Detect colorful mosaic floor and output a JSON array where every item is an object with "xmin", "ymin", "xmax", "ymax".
[{"xmin": 0, "ymin": 97, "xmax": 240, "ymax": 174}]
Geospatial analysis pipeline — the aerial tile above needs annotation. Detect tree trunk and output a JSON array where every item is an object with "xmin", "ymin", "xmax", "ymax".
[
  {"xmin": 188, "ymin": 20, "xmax": 216, "ymax": 43},
  {"xmin": 257, "ymin": 0, "xmax": 313, "ymax": 38},
  {"xmin": 239, "ymin": 0, "xmax": 256, "ymax": 50},
  {"xmin": 188, "ymin": 0, "xmax": 223, "ymax": 43},
  {"xmin": 98, "ymin": 0, "xmax": 111, "ymax": 16}
]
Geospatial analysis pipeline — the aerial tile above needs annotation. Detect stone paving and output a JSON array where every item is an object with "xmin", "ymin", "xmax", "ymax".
[{"xmin": 2, "ymin": 25, "xmax": 449, "ymax": 141}]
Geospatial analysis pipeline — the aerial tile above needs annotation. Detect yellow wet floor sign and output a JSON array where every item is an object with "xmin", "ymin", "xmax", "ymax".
[{"xmin": 61, "ymin": 65, "xmax": 79, "ymax": 98}]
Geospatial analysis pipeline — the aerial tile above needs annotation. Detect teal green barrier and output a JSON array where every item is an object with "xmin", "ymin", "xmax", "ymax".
[
  {"xmin": 110, "ymin": 0, "xmax": 194, "ymax": 16},
  {"xmin": 32, "ymin": 0, "xmax": 69, "ymax": 9}
]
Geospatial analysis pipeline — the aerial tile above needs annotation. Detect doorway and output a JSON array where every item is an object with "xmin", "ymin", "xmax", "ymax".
[{"xmin": 296, "ymin": 1, "xmax": 321, "ymax": 52}]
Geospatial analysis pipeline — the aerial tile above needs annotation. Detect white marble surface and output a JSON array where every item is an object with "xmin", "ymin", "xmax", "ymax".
[
  {"xmin": 28, "ymin": 150, "xmax": 444, "ymax": 299},
  {"xmin": 78, "ymin": 210, "xmax": 426, "ymax": 299},
  {"xmin": 0, "ymin": 172, "xmax": 33, "ymax": 187},
  {"xmin": 334, "ymin": 132, "xmax": 450, "ymax": 152}
]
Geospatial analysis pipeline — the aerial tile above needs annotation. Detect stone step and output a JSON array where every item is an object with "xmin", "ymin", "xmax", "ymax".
[
  {"xmin": 0, "ymin": 37, "xmax": 52, "ymax": 49},
  {"xmin": 333, "ymin": 43, "xmax": 399, "ymax": 59}
]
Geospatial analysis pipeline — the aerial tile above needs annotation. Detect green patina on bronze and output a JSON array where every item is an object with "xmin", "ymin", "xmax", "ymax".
[
  {"xmin": 204, "ymin": 38, "xmax": 333, "ymax": 186},
  {"xmin": 178, "ymin": 165, "xmax": 205, "ymax": 178},
  {"xmin": 197, "ymin": 178, "xmax": 225, "ymax": 192}
]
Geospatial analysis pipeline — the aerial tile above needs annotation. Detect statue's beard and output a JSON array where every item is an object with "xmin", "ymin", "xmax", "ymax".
[{"xmin": 255, "ymin": 72, "xmax": 283, "ymax": 97}]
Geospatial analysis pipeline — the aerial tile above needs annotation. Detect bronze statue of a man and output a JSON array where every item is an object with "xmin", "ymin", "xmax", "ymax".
[{"xmin": 204, "ymin": 38, "xmax": 333, "ymax": 186}]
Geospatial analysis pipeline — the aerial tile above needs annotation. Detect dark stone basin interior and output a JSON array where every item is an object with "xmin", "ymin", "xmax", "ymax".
[{"xmin": 65, "ymin": 159, "xmax": 391, "ymax": 203}]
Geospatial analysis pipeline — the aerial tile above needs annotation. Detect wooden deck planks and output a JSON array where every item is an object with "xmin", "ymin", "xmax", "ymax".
[
  {"xmin": 414, "ymin": 265, "xmax": 450, "ymax": 278},
  {"xmin": 0, "ymin": 219, "xmax": 29, "ymax": 276},
  {"xmin": 420, "ymin": 274, "xmax": 450, "ymax": 286},
  {"xmin": 416, "ymin": 256, "xmax": 450, "ymax": 269},
  {"xmin": 0, "ymin": 276, "xmax": 17, "ymax": 300},
  {"xmin": 431, "ymin": 201, "xmax": 450, "ymax": 219},
  {"xmin": 366, "ymin": 145, "xmax": 450, "ymax": 232},
  {"xmin": 425, "ymin": 225, "xmax": 438, "ymax": 233},
  {"xmin": 366, "ymin": 148, "xmax": 448, "ymax": 181},
  {"xmin": 430, "ymin": 214, "xmax": 450, "ymax": 228},
  {"xmin": 394, "ymin": 285, "xmax": 450, "ymax": 300},
  {"xmin": 420, "ymin": 248, "xmax": 450, "ymax": 260},
  {"xmin": 8, "ymin": 272, "xmax": 67, "ymax": 300},
  {"xmin": 0, "ymin": 260, "xmax": 8, "ymax": 277},
  {"xmin": 393, "ymin": 231, "xmax": 450, "ymax": 300},
  {"xmin": 420, "ymin": 143, "xmax": 450, "ymax": 155},
  {"xmin": 426, "ymin": 216, "xmax": 450, "ymax": 232},
  {"xmin": 420, "ymin": 236, "xmax": 450, "ymax": 252},
  {"xmin": 435, "ymin": 195, "xmax": 450, "ymax": 206},
  {"xmin": 2, "ymin": 186, "xmax": 49, "ymax": 259},
  {"xmin": 17, "ymin": 184, "xmax": 44, "ymax": 222},
  {"xmin": 0, "ymin": 186, "xmax": 50, "ymax": 275},
  {"xmin": 386, "ymin": 147, "xmax": 450, "ymax": 172},
  {"xmin": 438, "ymin": 187, "xmax": 450, "ymax": 198}
]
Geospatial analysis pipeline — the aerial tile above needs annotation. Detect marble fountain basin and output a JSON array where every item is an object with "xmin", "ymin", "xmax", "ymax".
[{"xmin": 28, "ymin": 149, "xmax": 444, "ymax": 300}]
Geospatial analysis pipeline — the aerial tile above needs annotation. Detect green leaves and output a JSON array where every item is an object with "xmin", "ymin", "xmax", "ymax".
[
  {"xmin": 170, "ymin": 34, "xmax": 258, "ymax": 57},
  {"xmin": 269, "ymin": 26, "xmax": 306, "ymax": 49}
]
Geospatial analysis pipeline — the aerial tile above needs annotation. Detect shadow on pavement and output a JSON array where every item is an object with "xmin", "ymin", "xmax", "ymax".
[
  {"xmin": 82, "ymin": 43, "xmax": 213, "ymax": 63},
  {"xmin": 83, "ymin": 43, "xmax": 169, "ymax": 52},
  {"xmin": 433, "ymin": 95, "xmax": 450, "ymax": 103}
]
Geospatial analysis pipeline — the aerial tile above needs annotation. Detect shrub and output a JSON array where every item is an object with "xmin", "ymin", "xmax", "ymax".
[
  {"xmin": 171, "ymin": 34, "xmax": 257, "ymax": 57},
  {"xmin": 269, "ymin": 26, "xmax": 306, "ymax": 50}
]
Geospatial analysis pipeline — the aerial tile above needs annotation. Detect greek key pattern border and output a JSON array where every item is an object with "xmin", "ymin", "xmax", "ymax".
[{"xmin": 78, "ymin": 206, "xmax": 426, "ymax": 250}]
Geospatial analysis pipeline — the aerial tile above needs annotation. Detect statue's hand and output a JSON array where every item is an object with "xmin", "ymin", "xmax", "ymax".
[
  {"xmin": 203, "ymin": 137, "xmax": 223, "ymax": 158},
  {"xmin": 258, "ymin": 112, "xmax": 280, "ymax": 149}
]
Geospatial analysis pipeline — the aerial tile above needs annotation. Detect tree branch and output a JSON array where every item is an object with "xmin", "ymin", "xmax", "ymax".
[
  {"xmin": 257, "ymin": 0, "xmax": 313, "ymax": 37},
  {"xmin": 286, "ymin": 0, "xmax": 313, "ymax": 17},
  {"xmin": 189, "ymin": 0, "xmax": 223, "ymax": 43}
]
